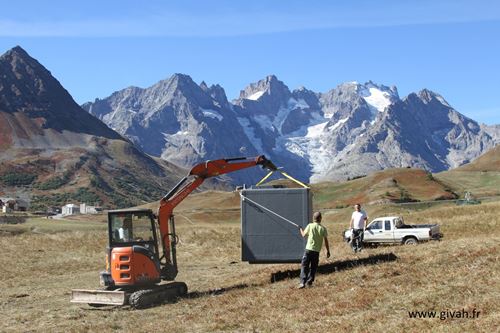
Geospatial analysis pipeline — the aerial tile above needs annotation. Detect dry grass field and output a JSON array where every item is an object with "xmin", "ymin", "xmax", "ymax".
[{"xmin": 1, "ymin": 198, "xmax": 498, "ymax": 333}]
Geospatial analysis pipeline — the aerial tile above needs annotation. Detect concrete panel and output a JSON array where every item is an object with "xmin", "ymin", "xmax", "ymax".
[{"xmin": 241, "ymin": 187, "xmax": 312, "ymax": 263}]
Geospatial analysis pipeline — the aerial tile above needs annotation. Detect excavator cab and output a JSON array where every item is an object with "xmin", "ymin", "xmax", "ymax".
[{"xmin": 102, "ymin": 209, "xmax": 163, "ymax": 288}]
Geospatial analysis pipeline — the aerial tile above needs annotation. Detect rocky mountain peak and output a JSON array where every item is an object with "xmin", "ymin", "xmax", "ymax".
[
  {"xmin": 0, "ymin": 45, "xmax": 56, "ymax": 99},
  {"xmin": 2, "ymin": 45, "xmax": 30, "ymax": 60},
  {"xmin": 417, "ymin": 88, "xmax": 451, "ymax": 107},
  {"xmin": 199, "ymin": 81, "xmax": 228, "ymax": 105},
  {"xmin": 292, "ymin": 86, "xmax": 321, "ymax": 110},
  {"xmin": 237, "ymin": 74, "xmax": 290, "ymax": 101},
  {"xmin": 147, "ymin": 73, "xmax": 197, "ymax": 94},
  {"xmin": 199, "ymin": 80, "xmax": 209, "ymax": 91},
  {"xmin": 208, "ymin": 84, "xmax": 230, "ymax": 108},
  {"xmin": 0, "ymin": 46, "xmax": 120, "ymax": 139},
  {"xmin": 141, "ymin": 73, "xmax": 216, "ymax": 111},
  {"xmin": 160, "ymin": 73, "xmax": 199, "ymax": 91},
  {"xmin": 292, "ymin": 85, "xmax": 316, "ymax": 96},
  {"xmin": 361, "ymin": 81, "xmax": 399, "ymax": 99},
  {"xmin": 171, "ymin": 72, "xmax": 195, "ymax": 83}
]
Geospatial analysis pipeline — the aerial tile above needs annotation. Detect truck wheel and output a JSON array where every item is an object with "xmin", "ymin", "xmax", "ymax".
[{"xmin": 403, "ymin": 237, "xmax": 418, "ymax": 245}]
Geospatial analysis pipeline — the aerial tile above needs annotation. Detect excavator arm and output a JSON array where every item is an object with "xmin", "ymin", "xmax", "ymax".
[{"xmin": 157, "ymin": 155, "xmax": 277, "ymax": 279}]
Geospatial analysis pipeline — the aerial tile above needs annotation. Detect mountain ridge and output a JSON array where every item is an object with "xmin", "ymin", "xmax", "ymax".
[{"xmin": 82, "ymin": 71, "xmax": 499, "ymax": 183}]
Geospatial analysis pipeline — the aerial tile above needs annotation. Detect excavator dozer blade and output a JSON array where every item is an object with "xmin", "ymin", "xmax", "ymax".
[{"xmin": 70, "ymin": 289, "xmax": 128, "ymax": 306}]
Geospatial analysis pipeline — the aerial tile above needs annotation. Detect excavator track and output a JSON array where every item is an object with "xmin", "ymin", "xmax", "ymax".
[
  {"xmin": 71, "ymin": 282, "xmax": 188, "ymax": 309},
  {"xmin": 129, "ymin": 282, "xmax": 188, "ymax": 309}
]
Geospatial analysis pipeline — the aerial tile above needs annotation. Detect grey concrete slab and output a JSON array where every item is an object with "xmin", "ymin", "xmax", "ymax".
[{"xmin": 241, "ymin": 187, "xmax": 312, "ymax": 263}]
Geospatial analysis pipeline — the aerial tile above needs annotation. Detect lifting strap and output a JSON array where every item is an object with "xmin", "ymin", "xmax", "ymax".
[
  {"xmin": 239, "ymin": 193, "xmax": 300, "ymax": 229},
  {"xmin": 255, "ymin": 170, "xmax": 309, "ymax": 188},
  {"xmin": 255, "ymin": 171, "xmax": 274, "ymax": 187},
  {"xmin": 278, "ymin": 171, "xmax": 309, "ymax": 188}
]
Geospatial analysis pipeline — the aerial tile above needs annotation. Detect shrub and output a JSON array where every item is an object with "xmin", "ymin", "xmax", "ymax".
[
  {"xmin": 34, "ymin": 174, "xmax": 70, "ymax": 190},
  {"xmin": 72, "ymin": 188, "xmax": 101, "ymax": 204},
  {"xmin": 0, "ymin": 172, "xmax": 37, "ymax": 186},
  {"xmin": 30, "ymin": 188, "xmax": 101, "ymax": 210}
]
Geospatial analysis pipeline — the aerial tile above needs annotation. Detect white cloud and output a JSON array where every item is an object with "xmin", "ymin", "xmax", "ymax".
[{"xmin": 0, "ymin": 1, "xmax": 499, "ymax": 37}]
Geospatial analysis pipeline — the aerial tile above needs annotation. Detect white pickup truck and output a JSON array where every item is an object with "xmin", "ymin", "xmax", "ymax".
[{"xmin": 343, "ymin": 216, "xmax": 443, "ymax": 245}]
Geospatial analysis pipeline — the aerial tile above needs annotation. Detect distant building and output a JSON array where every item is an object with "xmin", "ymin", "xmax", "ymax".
[
  {"xmin": 62, "ymin": 203, "xmax": 80, "ymax": 216},
  {"xmin": 0, "ymin": 197, "xmax": 29, "ymax": 212},
  {"xmin": 80, "ymin": 203, "xmax": 101, "ymax": 214},
  {"xmin": 47, "ymin": 207, "xmax": 61, "ymax": 214}
]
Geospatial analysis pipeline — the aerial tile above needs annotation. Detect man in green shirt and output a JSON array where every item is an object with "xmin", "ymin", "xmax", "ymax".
[{"xmin": 298, "ymin": 211, "xmax": 330, "ymax": 288}]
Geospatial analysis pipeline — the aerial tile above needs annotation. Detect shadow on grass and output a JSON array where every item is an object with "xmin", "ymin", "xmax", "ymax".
[
  {"xmin": 270, "ymin": 252, "xmax": 398, "ymax": 283},
  {"xmin": 83, "ymin": 284, "xmax": 252, "ymax": 311},
  {"xmin": 186, "ymin": 283, "xmax": 250, "ymax": 299},
  {"xmin": 85, "ymin": 253, "xmax": 397, "ymax": 309}
]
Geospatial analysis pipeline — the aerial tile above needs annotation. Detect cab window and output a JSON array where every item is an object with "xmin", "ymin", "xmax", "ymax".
[
  {"xmin": 110, "ymin": 212, "xmax": 155, "ymax": 243},
  {"xmin": 384, "ymin": 220, "xmax": 391, "ymax": 230},
  {"xmin": 368, "ymin": 220, "xmax": 383, "ymax": 230}
]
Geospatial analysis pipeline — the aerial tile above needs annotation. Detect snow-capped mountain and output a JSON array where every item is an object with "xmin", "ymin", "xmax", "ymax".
[
  {"xmin": 83, "ymin": 74, "xmax": 265, "ymax": 184},
  {"xmin": 314, "ymin": 88, "xmax": 496, "ymax": 181},
  {"xmin": 83, "ymin": 74, "xmax": 499, "ymax": 183}
]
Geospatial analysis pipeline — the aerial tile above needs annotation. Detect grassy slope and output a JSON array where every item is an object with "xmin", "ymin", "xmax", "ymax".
[
  {"xmin": 0, "ymin": 201, "xmax": 498, "ymax": 332},
  {"xmin": 0, "ymin": 139, "xmax": 187, "ymax": 210},
  {"xmin": 435, "ymin": 145, "xmax": 500, "ymax": 197},
  {"xmin": 312, "ymin": 168, "xmax": 458, "ymax": 208},
  {"xmin": 139, "ymin": 167, "xmax": 456, "ymax": 214},
  {"xmin": 141, "ymin": 167, "xmax": 457, "ymax": 216}
]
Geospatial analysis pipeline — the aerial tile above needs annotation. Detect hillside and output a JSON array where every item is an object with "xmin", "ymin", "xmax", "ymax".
[
  {"xmin": 139, "ymin": 148, "xmax": 500, "ymax": 215},
  {"xmin": 140, "ymin": 167, "xmax": 457, "ymax": 219},
  {"xmin": 0, "ymin": 46, "xmax": 187, "ymax": 209},
  {"xmin": 312, "ymin": 168, "xmax": 457, "ymax": 208},
  {"xmin": 435, "ymin": 145, "xmax": 500, "ymax": 197},
  {"xmin": 452, "ymin": 145, "xmax": 500, "ymax": 172}
]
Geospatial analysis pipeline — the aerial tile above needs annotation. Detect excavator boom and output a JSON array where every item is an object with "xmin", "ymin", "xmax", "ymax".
[{"xmin": 157, "ymin": 156, "xmax": 276, "ymax": 279}]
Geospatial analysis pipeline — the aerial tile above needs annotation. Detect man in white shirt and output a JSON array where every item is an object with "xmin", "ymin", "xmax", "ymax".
[
  {"xmin": 118, "ymin": 216, "xmax": 133, "ymax": 242},
  {"xmin": 349, "ymin": 203, "xmax": 368, "ymax": 253}
]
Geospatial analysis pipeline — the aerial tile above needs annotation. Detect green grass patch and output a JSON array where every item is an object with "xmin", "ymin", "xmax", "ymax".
[{"xmin": 435, "ymin": 171, "xmax": 500, "ymax": 197}]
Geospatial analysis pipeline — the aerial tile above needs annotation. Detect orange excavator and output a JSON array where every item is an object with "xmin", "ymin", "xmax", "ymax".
[{"xmin": 71, "ymin": 156, "xmax": 277, "ymax": 308}]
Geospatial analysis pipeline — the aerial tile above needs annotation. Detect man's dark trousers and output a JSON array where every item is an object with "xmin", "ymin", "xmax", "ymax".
[
  {"xmin": 352, "ymin": 229, "xmax": 364, "ymax": 251},
  {"xmin": 300, "ymin": 250, "xmax": 320, "ymax": 284}
]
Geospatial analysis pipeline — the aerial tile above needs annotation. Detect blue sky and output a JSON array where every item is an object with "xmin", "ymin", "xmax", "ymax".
[{"xmin": 0, "ymin": 0, "xmax": 499, "ymax": 124}]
